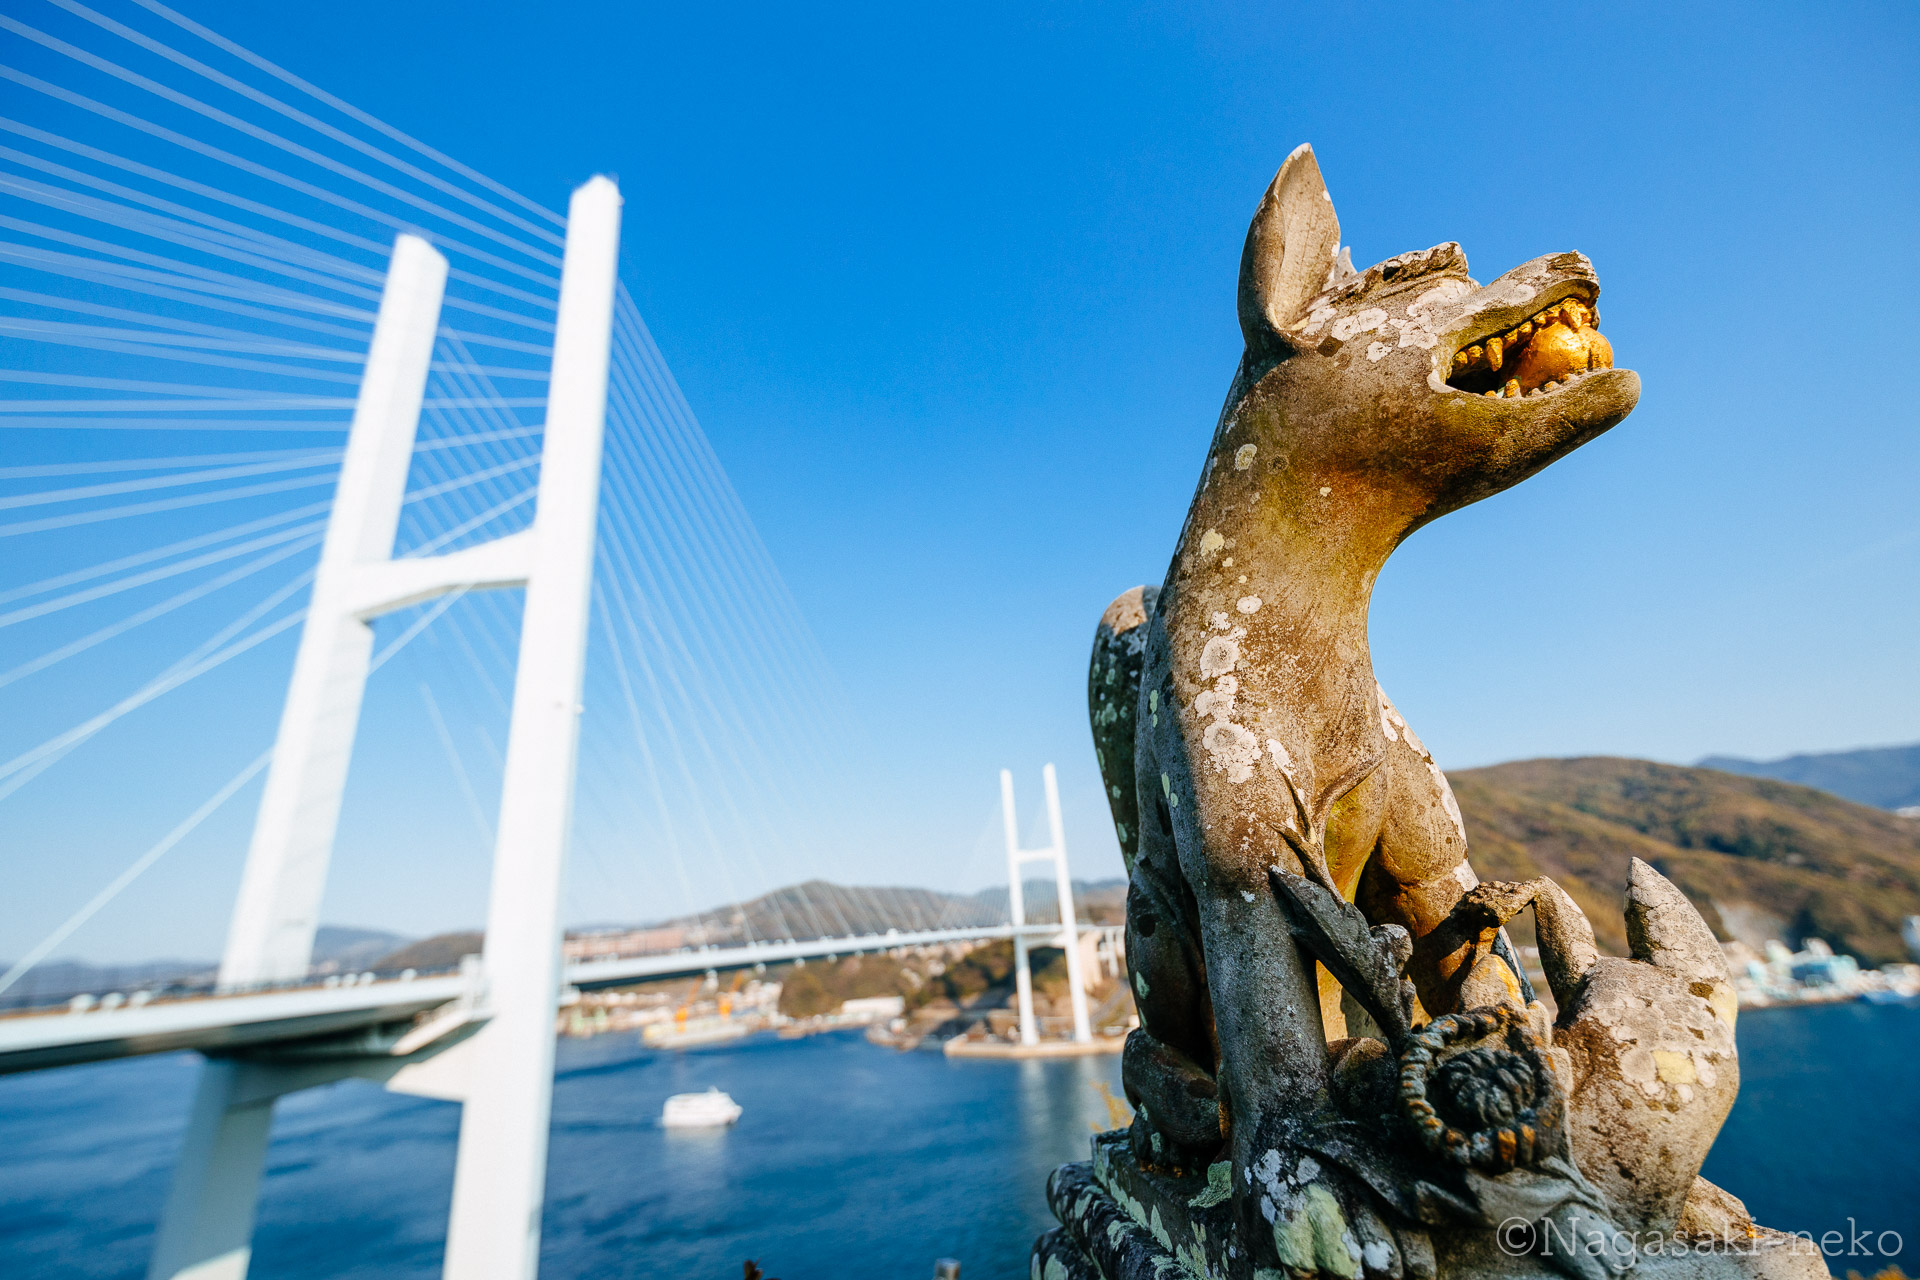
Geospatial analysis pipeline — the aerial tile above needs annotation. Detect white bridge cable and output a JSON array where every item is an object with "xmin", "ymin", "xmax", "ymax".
[
  {"xmin": 124, "ymin": 0, "xmax": 566, "ymax": 232},
  {"xmin": 0, "ymin": 578, "xmax": 474, "ymax": 1000},
  {"xmin": 0, "ymin": 169, "xmax": 383, "ymax": 300},
  {"xmin": 0, "ymin": 86, "xmax": 558, "ymax": 485},
  {"xmin": 609, "ymin": 301, "xmax": 865, "ymax": 760},
  {"xmin": 0, "ymin": 746, "xmax": 271, "ymax": 998},
  {"xmin": 0, "ymin": 497, "xmax": 328, "ymax": 605},
  {"xmin": 418, "ymin": 682, "xmax": 495, "ymax": 852},
  {"xmin": 0, "ymin": 113, "xmax": 397, "ymax": 263},
  {"xmin": 0, "ymin": 18, "xmax": 562, "ymax": 275},
  {"xmin": 581, "ymin": 591, "xmax": 731, "ymax": 934},
  {"xmin": 585, "ymin": 326, "xmax": 903, "ymax": 942},
  {"xmin": 0, "ymin": 139, "xmax": 387, "ymax": 277},
  {"xmin": 590, "ymin": 406, "xmax": 825, "ymax": 891},
  {"xmin": 593, "ymin": 404, "xmax": 855, "ymax": 937},
  {"xmin": 585, "ymin": 509, "xmax": 795, "ymax": 942},
  {"xmin": 0, "ymin": 157, "xmax": 395, "ymax": 290},
  {"xmin": 0, "ymin": 68, "xmax": 565, "ymax": 304},
  {"xmin": 0, "ymin": 224, "xmax": 550, "ymax": 336},
  {"xmin": 0, "ymin": 462, "xmax": 538, "ymax": 800},
  {"xmin": 591, "ymin": 415, "xmax": 856, "ymax": 941},
  {"xmin": 0, "ymin": 468, "xmax": 336, "ymax": 536},
  {"xmin": 0, "ymin": 221, "xmax": 380, "ymax": 319},
  {"xmin": 0, "ymin": 257, "xmax": 375, "ymax": 347},
  {"xmin": 0, "ymin": 603, "xmax": 305, "ymax": 802},
  {"xmin": 38, "ymin": 0, "xmax": 566, "ymax": 250},
  {"xmin": 412, "ymin": 336, "xmax": 840, "ymax": 945},
  {"xmin": 598, "ymin": 322, "xmax": 893, "ymax": 927},
  {"xmin": 0, "ymin": 442, "xmax": 335, "ymax": 478},
  {"xmin": 0, "ymin": 528, "xmax": 322, "ymax": 687},
  {"xmin": 2, "ymin": 319, "xmax": 545, "ymax": 383},
  {"xmin": 1, "ymin": 156, "xmax": 566, "ymax": 319},
  {"xmin": 400, "ymin": 347, "xmax": 702, "ymax": 936},
  {"xmin": 0, "ymin": 279, "xmax": 354, "ymax": 349},
  {"xmin": 0, "ymin": 0, "xmax": 956, "ymax": 981},
  {"xmin": 0, "ymin": 119, "xmax": 558, "ymax": 325},
  {"xmin": 0, "ymin": 451, "xmax": 340, "ymax": 511},
  {"xmin": 0, "ymin": 517, "xmax": 325, "ymax": 628}
]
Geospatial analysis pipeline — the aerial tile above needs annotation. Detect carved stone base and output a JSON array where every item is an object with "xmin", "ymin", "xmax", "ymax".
[{"xmin": 1033, "ymin": 1132, "xmax": 1829, "ymax": 1280}]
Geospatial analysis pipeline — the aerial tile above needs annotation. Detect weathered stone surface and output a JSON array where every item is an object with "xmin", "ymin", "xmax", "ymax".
[
  {"xmin": 1553, "ymin": 865, "xmax": 1741, "ymax": 1236},
  {"xmin": 1043, "ymin": 1134, "xmax": 1827, "ymax": 1280},
  {"xmin": 1049, "ymin": 143, "xmax": 1824, "ymax": 1280}
]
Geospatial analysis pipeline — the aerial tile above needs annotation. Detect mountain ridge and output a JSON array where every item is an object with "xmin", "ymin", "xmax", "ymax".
[
  {"xmin": 1453, "ymin": 756, "xmax": 1920, "ymax": 965},
  {"xmin": 1696, "ymin": 742, "xmax": 1920, "ymax": 811}
]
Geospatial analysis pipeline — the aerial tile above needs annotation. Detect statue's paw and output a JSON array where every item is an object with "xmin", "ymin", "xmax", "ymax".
[
  {"xmin": 1242, "ymin": 1142, "xmax": 1435, "ymax": 1279},
  {"xmin": 1122, "ymin": 1028, "xmax": 1224, "ymax": 1174},
  {"xmin": 1535, "ymin": 861, "xmax": 1740, "ymax": 1235},
  {"xmin": 1127, "ymin": 1113, "xmax": 1221, "ymax": 1179}
]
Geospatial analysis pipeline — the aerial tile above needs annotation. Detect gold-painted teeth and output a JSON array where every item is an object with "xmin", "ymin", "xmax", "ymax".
[
  {"xmin": 1482, "ymin": 370, "xmax": 1587, "ymax": 398},
  {"xmin": 1449, "ymin": 296, "xmax": 1598, "ymax": 374}
]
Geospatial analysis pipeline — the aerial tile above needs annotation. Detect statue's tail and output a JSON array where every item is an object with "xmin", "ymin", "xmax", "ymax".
[{"xmin": 1088, "ymin": 586, "xmax": 1156, "ymax": 876}]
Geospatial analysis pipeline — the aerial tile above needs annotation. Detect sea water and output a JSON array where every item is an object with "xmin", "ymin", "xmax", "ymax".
[{"xmin": 1, "ymin": 1002, "xmax": 1914, "ymax": 1278}]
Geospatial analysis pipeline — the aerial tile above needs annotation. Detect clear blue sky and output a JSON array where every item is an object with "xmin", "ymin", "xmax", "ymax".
[{"xmin": 6, "ymin": 1, "xmax": 1918, "ymax": 963}]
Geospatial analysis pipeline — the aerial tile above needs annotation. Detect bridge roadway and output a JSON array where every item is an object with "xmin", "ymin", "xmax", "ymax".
[{"xmin": 0, "ymin": 923, "xmax": 1082, "ymax": 1076}]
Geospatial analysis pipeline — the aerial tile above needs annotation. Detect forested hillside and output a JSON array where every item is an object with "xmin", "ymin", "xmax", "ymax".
[{"xmin": 1453, "ymin": 757, "xmax": 1920, "ymax": 965}]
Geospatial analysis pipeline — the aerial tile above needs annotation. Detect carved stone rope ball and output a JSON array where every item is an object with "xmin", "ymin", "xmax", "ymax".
[
  {"xmin": 1398, "ymin": 1007, "xmax": 1561, "ymax": 1174},
  {"xmin": 1432, "ymin": 1046, "xmax": 1535, "ymax": 1130}
]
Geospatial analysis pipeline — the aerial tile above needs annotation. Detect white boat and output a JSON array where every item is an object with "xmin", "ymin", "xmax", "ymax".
[{"xmin": 661, "ymin": 1087, "xmax": 743, "ymax": 1128}]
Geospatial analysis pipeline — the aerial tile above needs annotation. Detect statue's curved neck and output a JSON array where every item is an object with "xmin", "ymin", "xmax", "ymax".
[{"xmin": 1171, "ymin": 479, "xmax": 1404, "ymax": 741}]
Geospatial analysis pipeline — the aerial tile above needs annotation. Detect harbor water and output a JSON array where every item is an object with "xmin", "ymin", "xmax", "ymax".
[{"xmin": 1, "ymin": 1001, "xmax": 1915, "ymax": 1278}]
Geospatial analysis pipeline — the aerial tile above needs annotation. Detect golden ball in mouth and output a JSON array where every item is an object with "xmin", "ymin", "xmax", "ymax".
[
  {"xmin": 1446, "ymin": 300, "xmax": 1615, "ymax": 398},
  {"xmin": 1508, "ymin": 318, "xmax": 1612, "ymax": 392}
]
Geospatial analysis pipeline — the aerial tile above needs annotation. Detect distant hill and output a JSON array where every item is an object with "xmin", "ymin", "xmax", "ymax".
[
  {"xmin": 0, "ymin": 924, "xmax": 415, "ymax": 1008},
  {"xmin": 964, "ymin": 877, "xmax": 1127, "ymax": 926},
  {"xmin": 1453, "ymin": 757, "xmax": 1920, "ymax": 966},
  {"xmin": 372, "ymin": 931, "xmax": 483, "ymax": 973},
  {"xmin": 312, "ymin": 925, "xmax": 411, "ymax": 973},
  {"xmin": 1697, "ymin": 743, "xmax": 1920, "ymax": 811},
  {"xmin": 0, "ymin": 958, "xmax": 214, "ymax": 1010},
  {"xmin": 643, "ymin": 876, "xmax": 1125, "ymax": 946},
  {"xmin": 389, "ymin": 878, "xmax": 1126, "ymax": 974}
]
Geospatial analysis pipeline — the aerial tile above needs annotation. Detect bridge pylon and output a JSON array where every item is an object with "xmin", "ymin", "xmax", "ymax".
[
  {"xmin": 999, "ymin": 764, "xmax": 1093, "ymax": 1045},
  {"xmin": 148, "ymin": 176, "xmax": 622, "ymax": 1280}
]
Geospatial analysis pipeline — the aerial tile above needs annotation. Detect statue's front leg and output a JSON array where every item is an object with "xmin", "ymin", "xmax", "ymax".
[
  {"xmin": 1359, "ymin": 692, "xmax": 1530, "ymax": 1018},
  {"xmin": 1119, "ymin": 855, "xmax": 1224, "ymax": 1173},
  {"xmin": 1176, "ymin": 780, "xmax": 1430, "ymax": 1279}
]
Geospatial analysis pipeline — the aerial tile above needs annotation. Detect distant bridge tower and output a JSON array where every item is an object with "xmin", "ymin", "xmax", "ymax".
[
  {"xmin": 999, "ymin": 764, "xmax": 1092, "ymax": 1045},
  {"xmin": 148, "ymin": 176, "xmax": 622, "ymax": 1280}
]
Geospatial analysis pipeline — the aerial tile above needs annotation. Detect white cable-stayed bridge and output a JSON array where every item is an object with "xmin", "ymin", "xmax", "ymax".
[{"xmin": 0, "ymin": 4, "xmax": 1112, "ymax": 1278}]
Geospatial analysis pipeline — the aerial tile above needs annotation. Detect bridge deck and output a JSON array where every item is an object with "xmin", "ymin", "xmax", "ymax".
[
  {"xmin": 0, "ymin": 976, "xmax": 467, "ymax": 1075},
  {"xmin": 0, "ymin": 924, "xmax": 1088, "ymax": 1075}
]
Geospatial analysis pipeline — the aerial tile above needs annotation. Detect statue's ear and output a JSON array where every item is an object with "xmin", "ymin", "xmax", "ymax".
[{"xmin": 1237, "ymin": 144, "xmax": 1341, "ymax": 354}]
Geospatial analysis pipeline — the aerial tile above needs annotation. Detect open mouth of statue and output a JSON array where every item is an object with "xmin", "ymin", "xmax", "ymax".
[{"xmin": 1444, "ymin": 293, "xmax": 1613, "ymax": 399}]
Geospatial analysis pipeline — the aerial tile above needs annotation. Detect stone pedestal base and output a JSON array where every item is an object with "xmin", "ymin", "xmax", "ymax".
[{"xmin": 1032, "ymin": 1132, "xmax": 1829, "ymax": 1280}]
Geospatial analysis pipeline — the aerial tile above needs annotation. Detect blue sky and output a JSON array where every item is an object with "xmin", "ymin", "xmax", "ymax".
[{"xmin": 4, "ymin": 1, "xmax": 1917, "ymax": 963}]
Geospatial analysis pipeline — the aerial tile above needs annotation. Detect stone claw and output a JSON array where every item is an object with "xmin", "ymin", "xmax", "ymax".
[
  {"xmin": 1624, "ymin": 857, "xmax": 1736, "ymax": 1017},
  {"xmin": 1528, "ymin": 876, "xmax": 1600, "ymax": 1012},
  {"xmin": 1270, "ymin": 866, "xmax": 1417, "ymax": 1046}
]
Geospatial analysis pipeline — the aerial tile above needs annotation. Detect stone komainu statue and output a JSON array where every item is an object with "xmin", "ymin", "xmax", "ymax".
[{"xmin": 1037, "ymin": 147, "xmax": 1826, "ymax": 1280}]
